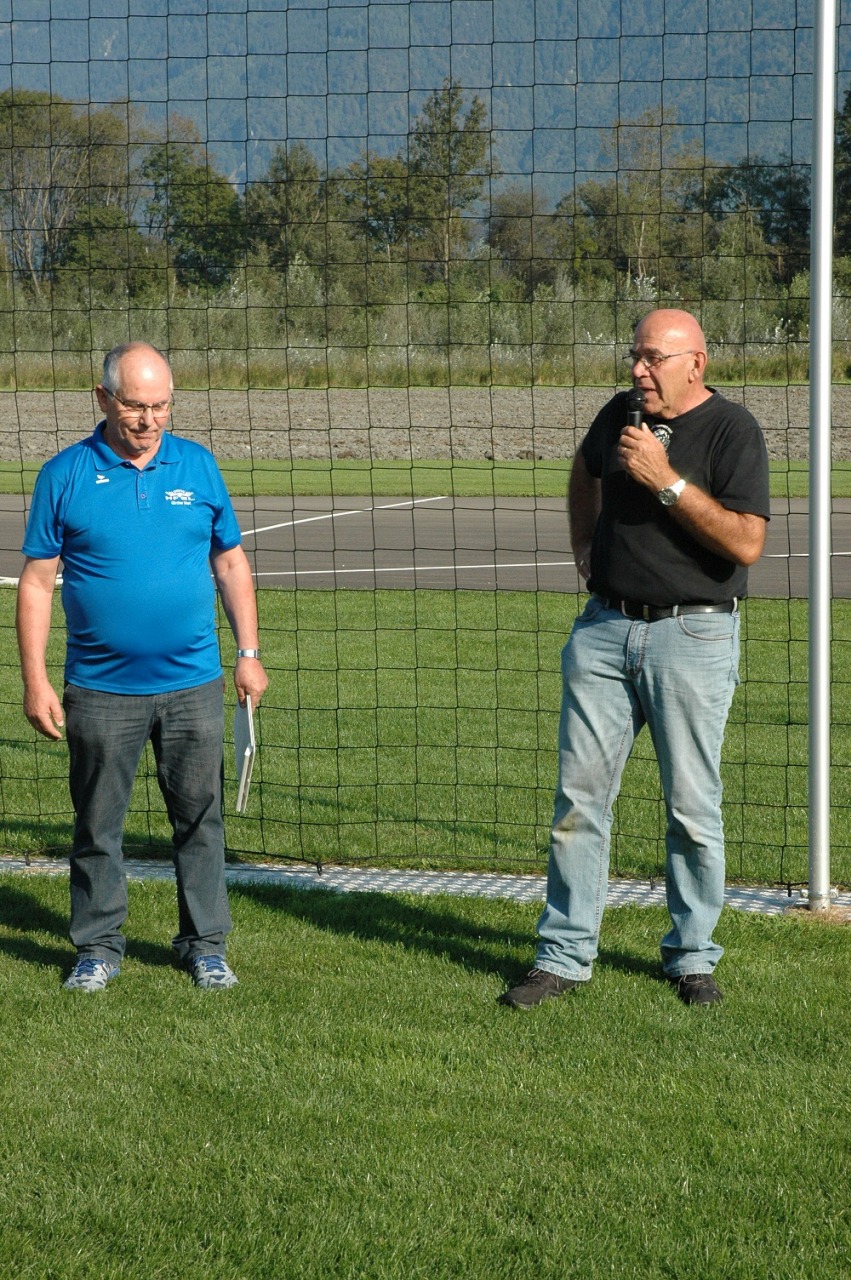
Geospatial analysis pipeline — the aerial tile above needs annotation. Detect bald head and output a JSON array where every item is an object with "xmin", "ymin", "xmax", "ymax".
[
  {"xmin": 102, "ymin": 342, "xmax": 172, "ymax": 398},
  {"xmin": 630, "ymin": 309, "xmax": 711, "ymax": 420},
  {"xmin": 634, "ymin": 309, "xmax": 707, "ymax": 359}
]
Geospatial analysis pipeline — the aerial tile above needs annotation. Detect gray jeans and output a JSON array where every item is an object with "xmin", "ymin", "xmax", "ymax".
[{"xmin": 63, "ymin": 678, "xmax": 230, "ymax": 964}]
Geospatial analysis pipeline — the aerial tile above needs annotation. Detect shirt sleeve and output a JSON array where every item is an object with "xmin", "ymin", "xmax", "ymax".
[
  {"xmin": 710, "ymin": 410, "xmax": 771, "ymax": 519},
  {"xmin": 581, "ymin": 397, "xmax": 620, "ymax": 480},
  {"xmin": 22, "ymin": 461, "xmax": 67, "ymax": 559},
  {"xmin": 206, "ymin": 454, "xmax": 242, "ymax": 551}
]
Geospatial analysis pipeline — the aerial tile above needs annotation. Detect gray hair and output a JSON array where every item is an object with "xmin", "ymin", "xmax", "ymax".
[{"xmin": 101, "ymin": 342, "xmax": 172, "ymax": 396}]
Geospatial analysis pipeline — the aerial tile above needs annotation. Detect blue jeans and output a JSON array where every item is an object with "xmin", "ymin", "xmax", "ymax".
[
  {"xmin": 536, "ymin": 596, "xmax": 740, "ymax": 982},
  {"xmin": 63, "ymin": 678, "xmax": 230, "ymax": 964}
]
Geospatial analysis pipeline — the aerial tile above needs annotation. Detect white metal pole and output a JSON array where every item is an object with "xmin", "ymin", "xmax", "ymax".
[{"xmin": 808, "ymin": 0, "xmax": 837, "ymax": 910}]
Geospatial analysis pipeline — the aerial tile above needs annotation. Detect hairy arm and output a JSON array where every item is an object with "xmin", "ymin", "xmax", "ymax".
[
  {"xmin": 16, "ymin": 556, "xmax": 64, "ymax": 739},
  {"xmin": 210, "ymin": 544, "xmax": 269, "ymax": 706},
  {"xmin": 618, "ymin": 424, "xmax": 767, "ymax": 566},
  {"xmin": 568, "ymin": 448, "xmax": 601, "ymax": 581}
]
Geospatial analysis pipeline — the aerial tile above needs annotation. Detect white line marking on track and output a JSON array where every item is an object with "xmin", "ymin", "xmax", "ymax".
[
  {"xmin": 255, "ymin": 560, "xmax": 579, "ymax": 579},
  {"xmin": 242, "ymin": 495, "xmax": 449, "ymax": 539}
]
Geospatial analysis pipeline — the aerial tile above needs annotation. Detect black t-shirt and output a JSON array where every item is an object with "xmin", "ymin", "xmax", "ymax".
[{"xmin": 581, "ymin": 389, "xmax": 771, "ymax": 606}]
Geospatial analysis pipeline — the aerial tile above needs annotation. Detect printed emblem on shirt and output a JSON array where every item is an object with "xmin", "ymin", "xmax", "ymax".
[
  {"xmin": 165, "ymin": 489, "xmax": 195, "ymax": 506},
  {"xmin": 95, "ymin": 474, "xmax": 109, "ymax": 484}
]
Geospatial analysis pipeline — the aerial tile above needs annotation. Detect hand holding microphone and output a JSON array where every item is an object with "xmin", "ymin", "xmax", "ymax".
[
  {"xmin": 620, "ymin": 387, "xmax": 672, "ymax": 489},
  {"xmin": 627, "ymin": 387, "xmax": 646, "ymax": 430}
]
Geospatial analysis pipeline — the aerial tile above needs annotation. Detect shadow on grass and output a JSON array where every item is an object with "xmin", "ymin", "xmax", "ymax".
[
  {"xmin": 0, "ymin": 874, "xmax": 177, "ymax": 973},
  {"xmin": 230, "ymin": 880, "xmax": 535, "ymax": 980},
  {"xmin": 0, "ymin": 881, "xmax": 69, "ymax": 969},
  {"xmin": 230, "ymin": 883, "xmax": 670, "ymax": 988},
  {"xmin": 495, "ymin": 945, "xmax": 662, "ymax": 992},
  {"xmin": 595, "ymin": 946, "xmax": 661, "ymax": 983}
]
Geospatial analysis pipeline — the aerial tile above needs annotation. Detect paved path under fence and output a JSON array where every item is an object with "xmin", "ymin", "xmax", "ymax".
[{"xmin": 2, "ymin": 855, "xmax": 850, "ymax": 917}]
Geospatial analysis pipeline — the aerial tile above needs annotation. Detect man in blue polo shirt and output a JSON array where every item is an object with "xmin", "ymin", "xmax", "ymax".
[{"xmin": 17, "ymin": 341, "xmax": 268, "ymax": 992}]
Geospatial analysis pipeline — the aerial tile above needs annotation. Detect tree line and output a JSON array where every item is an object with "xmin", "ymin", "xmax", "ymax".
[{"xmin": 0, "ymin": 79, "xmax": 844, "ymax": 385}]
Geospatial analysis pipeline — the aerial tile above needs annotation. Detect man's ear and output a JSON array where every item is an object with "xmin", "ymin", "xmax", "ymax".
[{"xmin": 690, "ymin": 350, "xmax": 708, "ymax": 380}]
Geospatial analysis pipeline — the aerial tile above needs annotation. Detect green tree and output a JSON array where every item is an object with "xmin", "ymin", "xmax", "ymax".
[
  {"xmin": 701, "ymin": 157, "xmax": 810, "ymax": 284},
  {"xmin": 141, "ymin": 142, "xmax": 244, "ymax": 290},
  {"xmin": 406, "ymin": 79, "xmax": 494, "ymax": 283},
  {"xmin": 568, "ymin": 112, "xmax": 704, "ymax": 295},
  {"xmin": 244, "ymin": 142, "xmax": 328, "ymax": 275},
  {"xmin": 0, "ymin": 90, "xmax": 131, "ymax": 296},
  {"xmin": 338, "ymin": 153, "xmax": 413, "ymax": 264},
  {"xmin": 486, "ymin": 185, "xmax": 557, "ymax": 300},
  {"xmin": 836, "ymin": 86, "xmax": 851, "ymax": 255},
  {"xmin": 54, "ymin": 204, "xmax": 167, "ymax": 302}
]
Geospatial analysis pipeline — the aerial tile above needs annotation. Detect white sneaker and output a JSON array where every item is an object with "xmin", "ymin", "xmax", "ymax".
[
  {"xmin": 63, "ymin": 955, "xmax": 120, "ymax": 992},
  {"xmin": 186, "ymin": 954, "xmax": 238, "ymax": 990}
]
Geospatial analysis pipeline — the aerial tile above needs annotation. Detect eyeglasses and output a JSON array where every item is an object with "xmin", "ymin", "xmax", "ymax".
[
  {"xmin": 102, "ymin": 387, "xmax": 174, "ymax": 418},
  {"xmin": 623, "ymin": 350, "xmax": 695, "ymax": 370}
]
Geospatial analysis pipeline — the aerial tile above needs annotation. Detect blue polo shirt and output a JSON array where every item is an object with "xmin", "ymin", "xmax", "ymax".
[{"xmin": 23, "ymin": 424, "xmax": 242, "ymax": 694}]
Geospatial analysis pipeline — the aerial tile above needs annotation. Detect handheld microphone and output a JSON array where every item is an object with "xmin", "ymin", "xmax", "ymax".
[
  {"xmin": 627, "ymin": 387, "xmax": 672, "ymax": 452},
  {"xmin": 627, "ymin": 387, "xmax": 645, "ymax": 430}
]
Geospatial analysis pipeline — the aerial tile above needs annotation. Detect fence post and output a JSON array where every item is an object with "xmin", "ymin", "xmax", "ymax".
[{"xmin": 807, "ymin": 0, "xmax": 838, "ymax": 911}]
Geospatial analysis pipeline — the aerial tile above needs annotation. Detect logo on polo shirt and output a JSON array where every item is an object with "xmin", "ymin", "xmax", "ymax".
[
  {"xmin": 96, "ymin": 474, "xmax": 109, "ymax": 484},
  {"xmin": 165, "ymin": 489, "xmax": 195, "ymax": 506}
]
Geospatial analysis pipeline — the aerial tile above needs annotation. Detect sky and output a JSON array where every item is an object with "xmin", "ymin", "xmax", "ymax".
[{"xmin": 2, "ymin": 1, "xmax": 849, "ymax": 204}]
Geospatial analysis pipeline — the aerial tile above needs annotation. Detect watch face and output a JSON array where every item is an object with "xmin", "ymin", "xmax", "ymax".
[{"xmin": 658, "ymin": 479, "xmax": 684, "ymax": 506}]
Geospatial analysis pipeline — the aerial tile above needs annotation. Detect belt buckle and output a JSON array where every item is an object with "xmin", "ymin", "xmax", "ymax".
[{"xmin": 621, "ymin": 600, "xmax": 649, "ymax": 621}]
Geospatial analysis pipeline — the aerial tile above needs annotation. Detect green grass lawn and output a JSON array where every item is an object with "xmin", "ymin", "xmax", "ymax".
[
  {"xmin": 0, "ymin": 457, "xmax": 844, "ymax": 498},
  {"xmin": 0, "ymin": 589, "xmax": 846, "ymax": 888},
  {"xmin": 0, "ymin": 873, "xmax": 848, "ymax": 1280},
  {"xmin": 215, "ymin": 458, "xmax": 828, "ymax": 500}
]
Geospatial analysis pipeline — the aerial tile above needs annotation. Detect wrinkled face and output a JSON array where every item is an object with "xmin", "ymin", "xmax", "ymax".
[
  {"xmin": 629, "ymin": 315, "xmax": 705, "ymax": 421},
  {"xmin": 96, "ymin": 351, "xmax": 173, "ymax": 465}
]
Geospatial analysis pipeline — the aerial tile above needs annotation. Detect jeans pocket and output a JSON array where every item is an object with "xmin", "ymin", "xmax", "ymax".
[
  {"xmin": 676, "ymin": 613, "xmax": 736, "ymax": 642},
  {"xmin": 580, "ymin": 595, "xmax": 606, "ymax": 624}
]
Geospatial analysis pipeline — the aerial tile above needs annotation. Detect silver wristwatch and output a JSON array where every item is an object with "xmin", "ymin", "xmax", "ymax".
[{"xmin": 657, "ymin": 478, "xmax": 686, "ymax": 507}]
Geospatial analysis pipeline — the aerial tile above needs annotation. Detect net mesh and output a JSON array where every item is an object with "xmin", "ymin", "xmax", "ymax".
[{"xmin": 0, "ymin": 1, "xmax": 847, "ymax": 887}]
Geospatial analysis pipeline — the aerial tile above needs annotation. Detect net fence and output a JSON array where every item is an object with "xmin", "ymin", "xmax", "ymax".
[{"xmin": 0, "ymin": 0, "xmax": 848, "ymax": 887}]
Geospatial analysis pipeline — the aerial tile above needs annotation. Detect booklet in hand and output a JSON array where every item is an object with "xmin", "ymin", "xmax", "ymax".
[{"xmin": 234, "ymin": 694, "xmax": 256, "ymax": 813}]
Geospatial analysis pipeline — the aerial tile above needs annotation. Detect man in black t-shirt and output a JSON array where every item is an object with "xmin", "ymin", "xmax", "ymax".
[{"xmin": 501, "ymin": 309, "xmax": 770, "ymax": 1010}]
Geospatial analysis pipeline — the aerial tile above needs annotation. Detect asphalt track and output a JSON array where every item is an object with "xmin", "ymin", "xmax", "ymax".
[{"xmin": 1, "ymin": 494, "xmax": 849, "ymax": 597}]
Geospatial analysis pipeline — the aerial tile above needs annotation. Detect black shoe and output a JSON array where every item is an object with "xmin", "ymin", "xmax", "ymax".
[
  {"xmin": 499, "ymin": 967, "xmax": 579, "ymax": 1009},
  {"xmin": 671, "ymin": 973, "xmax": 723, "ymax": 1006}
]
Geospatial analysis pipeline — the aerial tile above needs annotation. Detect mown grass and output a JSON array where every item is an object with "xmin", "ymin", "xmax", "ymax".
[
  {"xmin": 0, "ymin": 589, "xmax": 847, "ymax": 889},
  {"xmin": 0, "ymin": 457, "xmax": 845, "ymax": 499},
  {"xmin": 0, "ymin": 873, "xmax": 848, "ymax": 1280}
]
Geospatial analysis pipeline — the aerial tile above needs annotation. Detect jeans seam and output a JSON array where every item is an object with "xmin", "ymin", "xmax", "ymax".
[{"xmin": 593, "ymin": 708, "xmax": 636, "ymax": 936}]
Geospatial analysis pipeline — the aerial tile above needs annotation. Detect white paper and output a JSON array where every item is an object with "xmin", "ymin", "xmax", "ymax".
[{"xmin": 234, "ymin": 695, "xmax": 256, "ymax": 813}]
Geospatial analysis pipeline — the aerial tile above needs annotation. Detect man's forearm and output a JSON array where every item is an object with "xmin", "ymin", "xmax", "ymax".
[
  {"xmin": 214, "ymin": 557, "xmax": 261, "ymax": 648},
  {"xmin": 211, "ymin": 545, "xmax": 269, "ymax": 705},
  {"xmin": 16, "ymin": 561, "xmax": 65, "ymax": 739},
  {"xmin": 16, "ymin": 574, "xmax": 55, "ymax": 687},
  {"xmin": 568, "ymin": 451, "xmax": 600, "ymax": 576},
  {"xmin": 666, "ymin": 484, "xmax": 766, "ymax": 567}
]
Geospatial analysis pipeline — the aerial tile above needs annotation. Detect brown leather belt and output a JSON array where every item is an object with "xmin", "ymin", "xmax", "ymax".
[{"xmin": 596, "ymin": 596, "xmax": 737, "ymax": 622}]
